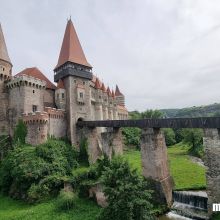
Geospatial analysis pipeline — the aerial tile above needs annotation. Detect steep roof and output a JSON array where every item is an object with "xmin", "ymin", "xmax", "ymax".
[
  {"xmin": 55, "ymin": 19, "xmax": 92, "ymax": 70},
  {"xmin": 107, "ymin": 86, "xmax": 112, "ymax": 97},
  {"xmin": 15, "ymin": 67, "xmax": 56, "ymax": 90},
  {"xmin": 115, "ymin": 85, "xmax": 124, "ymax": 96},
  {"xmin": 101, "ymin": 82, "xmax": 106, "ymax": 92},
  {"xmin": 57, "ymin": 79, "xmax": 65, "ymax": 89},
  {"xmin": 0, "ymin": 23, "xmax": 11, "ymax": 65},
  {"xmin": 95, "ymin": 78, "xmax": 101, "ymax": 89}
]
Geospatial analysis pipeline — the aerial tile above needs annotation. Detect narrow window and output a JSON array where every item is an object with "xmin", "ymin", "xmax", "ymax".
[
  {"xmin": 57, "ymin": 94, "xmax": 59, "ymax": 99},
  {"xmin": 79, "ymin": 92, "xmax": 83, "ymax": 98},
  {"xmin": 32, "ymin": 105, "xmax": 37, "ymax": 112},
  {"xmin": 62, "ymin": 93, "xmax": 64, "ymax": 99},
  {"xmin": 33, "ymin": 90, "xmax": 35, "ymax": 94}
]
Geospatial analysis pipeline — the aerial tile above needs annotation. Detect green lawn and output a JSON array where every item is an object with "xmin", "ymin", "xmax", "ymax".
[
  {"xmin": 0, "ymin": 195, "xmax": 100, "ymax": 220},
  {"xmin": 124, "ymin": 144, "xmax": 206, "ymax": 190}
]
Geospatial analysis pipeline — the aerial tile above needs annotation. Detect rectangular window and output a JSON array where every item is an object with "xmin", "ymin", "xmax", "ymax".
[
  {"xmin": 32, "ymin": 105, "xmax": 37, "ymax": 112},
  {"xmin": 57, "ymin": 94, "xmax": 59, "ymax": 99},
  {"xmin": 62, "ymin": 93, "xmax": 64, "ymax": 99},
  {"xmin": 79, "ymin": 92, "xmax": 83, "ymax": 98}
]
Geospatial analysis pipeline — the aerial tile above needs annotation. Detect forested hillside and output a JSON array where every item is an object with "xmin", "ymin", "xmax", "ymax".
[{"xmin": 160, "ymin": 103, "xmax": 220, "ymax": 118}]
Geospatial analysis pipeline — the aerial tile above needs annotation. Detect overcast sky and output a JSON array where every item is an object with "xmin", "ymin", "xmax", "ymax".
[{"xmin": 1, "ymin": 0, "xmax": 220, "ymax": 111}]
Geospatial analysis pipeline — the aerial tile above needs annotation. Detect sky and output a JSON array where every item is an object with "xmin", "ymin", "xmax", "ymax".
[{"xmin": 1, "ymin": 0, "xmax": 220, "ymax": 111}]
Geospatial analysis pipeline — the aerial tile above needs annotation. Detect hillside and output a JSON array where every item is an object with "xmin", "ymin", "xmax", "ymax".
[{"xmin": 160, "ymin": 103, "xmax": 220, "ymax": 118}]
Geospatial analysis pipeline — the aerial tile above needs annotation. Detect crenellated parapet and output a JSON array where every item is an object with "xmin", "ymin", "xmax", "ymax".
[
  {"xmin": 7, "ymin": 74, "xmax": 46, "ymax": 89},
  {"xmin": 22, "ymin": 111, "xmax": 49, "ymax": 124},
  {"xmin": 44, "ymin": 107, "xmax": 65, "ymax": 119}
]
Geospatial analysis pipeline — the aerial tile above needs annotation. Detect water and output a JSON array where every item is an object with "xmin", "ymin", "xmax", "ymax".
[{"xmin": 158, "ymin": 191, "xmax": 209, "ymax": 220}]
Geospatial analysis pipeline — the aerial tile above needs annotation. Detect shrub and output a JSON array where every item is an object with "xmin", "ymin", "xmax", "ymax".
[
  {"xmin": 162, "ymin": 128, "xmax": 176, "ymax": 146},
  {"xmin": 78, "ymin": 138, "xmax": 89, "ymax": 165},
  {"xmin": 0, "ymin": 139, "xmax": 78, "ymax": 202},
  {"xmin": 27, "ymin": 183, "xmax": 50, "ymax": 203},
  {"xmin": 122, "ymin": 128, "xmax": 141, "ymax": 149},
  {"xmin": 56, "ymin": 189, "xmax": 77, "ymax": 210},
  {"xmin": 13, "ymin": 119, "xmax": 27, "ymax": 144},
  {"xmin": 98, "ymin": 157, "xmax": 154, "ymax": 220}
]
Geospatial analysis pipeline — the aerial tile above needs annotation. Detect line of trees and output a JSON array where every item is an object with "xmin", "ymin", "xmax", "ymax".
[{"xmin": 123, "ymin": 110, "xmax": 204, "ymax": 158}]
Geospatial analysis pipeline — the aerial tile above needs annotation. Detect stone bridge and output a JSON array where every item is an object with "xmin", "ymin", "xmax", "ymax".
[{"xmin": 77, "ymin": 117, "xmax": 220, "ymax": 213}]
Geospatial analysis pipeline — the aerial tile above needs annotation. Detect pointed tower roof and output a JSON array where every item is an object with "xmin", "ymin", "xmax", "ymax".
[
  {"xmin": 112, "ymin": 89, "xmax": 115, "ymax": 98},
  {"xmin": 15, "ymin": 67, "xmax": 56, "ymax": 90},
  {"xmin": 0, "ymin": 23, "xmax": 12, "ymax": 65},
  {"xmin": 55, "ymin": 19, "xmax": 92, "ymax": 70},
  {"xmin": 57, "ymin": 79, "xmax": 65, "ymax": 89},
  {"xmin": 115, "ymin": 85, "xmax": 123, "ymax": 96},
  {"xmin": 95, "ymin": 78, "xmax": 101, "ymax": 89},
  {"xmin": 101, "ymin": 82, "xmax": 106, "ymax": 92},
  {"xmin": 107, "ymin": 86, "xmax": 111, "ymax": 96}
]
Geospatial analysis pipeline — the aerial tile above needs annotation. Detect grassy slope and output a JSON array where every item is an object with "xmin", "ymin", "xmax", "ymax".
[
  {"xmin": 124, "ymin": 144, "xmax": 206, "ymax": 190},
  {"xmin": 0, "ymin": 195, "xmax": 100, "ymax": 220}
]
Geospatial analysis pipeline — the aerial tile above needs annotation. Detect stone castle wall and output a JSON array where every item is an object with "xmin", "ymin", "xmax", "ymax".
[
  {"xmin": 44, "ymin": 89, "xmax": 55, "ymax": 108},
  {"xmin": 0, "ymin": 60, "xmax": 12, "ymax": 135}
]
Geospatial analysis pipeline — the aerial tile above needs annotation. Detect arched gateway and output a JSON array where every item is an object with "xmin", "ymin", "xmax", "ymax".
[{"xmin": 77, "ymin": 117, "xmax": 220, "ymax": 215}]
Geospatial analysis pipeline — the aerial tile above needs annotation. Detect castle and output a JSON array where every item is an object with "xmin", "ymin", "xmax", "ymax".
[{"xmin": 0, "ymin": 19, "xmax": 128, "ymax": 145}]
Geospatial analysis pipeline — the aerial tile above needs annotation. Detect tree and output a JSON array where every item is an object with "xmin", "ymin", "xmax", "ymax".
[
  {"xmin": 162, "ymin": 128, "xmax": 176, "ymax": 146},
  {"xmin": 98, "ymin": 157, "xmax": 154, "ymax": 220},
  {"xmin": 182, "ymin": 129, "xmax": 204, "ymax": 158},
  {"xmin": 14, "ymin": 119, "xmax": 27, "ymax": 144},
  {"xmin": 140, "ymin": 109, "xmax": 164, "ymax": 119}
]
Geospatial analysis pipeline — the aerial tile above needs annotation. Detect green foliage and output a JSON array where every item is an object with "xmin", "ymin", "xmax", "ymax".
[
  {"xmin": 79, "ymin": 138, "xmax": 89, "ymax": 165},
  {"xmin": 56, "ymin": 189, "xmax": 77, "ymax": 210},
  {"xmin": 13, "ymin": 119, "xmax": 27, "ymax": 144},
  {"xmin": 181, "ymin": 129, "xmax": 204, "ymax": 158},
  {"xmin": 98, "ymin": 157, "xmax": 154, "ymax": 220},
  {"xmin": 122, "ymin": 127, "xmax": 141, "ymax": 149},
  {"xmin": 0, "ymin": 139, "xmax": 78, "ymax": 202},
  {"xmin": 0, "ymin": 135, "xmax": 12, "ymax": 160},
  {"xmin": 162, "ymin": 128, "xmax": 176, "ymax": 146},
  {"xmin": 140, "ymin": 109, "xmax": 164, "ymax": 119}
]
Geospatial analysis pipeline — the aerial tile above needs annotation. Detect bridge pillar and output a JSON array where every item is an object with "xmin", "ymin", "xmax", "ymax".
[
  {"xmin": 101, "ymin": 128, "xmax": 123, "ymax": 159},
  {"xmin": 203, "ymin": 128, "xmax": 220, "ymax": 214},
  {"xmin": 84, "ymin": 127, "xmax": 102, "ymax": 164},
  {"xmin": 140, "ymin": 128, "xmax": 173, "ymax": 207},
  {"xmin": 112, "ymin": 128, "xmax": 123, "ymax": 155}
]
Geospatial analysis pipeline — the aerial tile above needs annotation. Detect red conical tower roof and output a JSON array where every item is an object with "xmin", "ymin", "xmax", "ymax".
[
  {"xmin": 107, "ymin": 86, "xmax": 111, "ymax": 96},
  {"xmin": 0, "ymin": 23, "xmax": 12, "ymax": 65},
  {"xmin": 55, "ymin": 19, "xmax": 92, "ymax": 70},
  {"xmin": 115, "ymin": 85, "xmax": 123, "ymax": 96},
  {"xmin": 57, "ymin": 79, "xmax": 65, "ymax": 89},
  {"xmin": 112, "ymin": 89, "xmax": 115, "ymax": 98},
  {"xmin": 101, "ymin": 82, "xmax": 106, "ymax": 92},
  {"xmin": 95, "ymin": 78, "xmax": 101, "ymax": 89}
]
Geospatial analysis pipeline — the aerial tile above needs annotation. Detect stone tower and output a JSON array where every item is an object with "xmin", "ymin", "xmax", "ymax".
[
  {"xmin": 54, "ymin": 19, "xmax": 93, "ymax": 144},
  {"xmin": 0, "ymin": 23, "xmax": 12, "ymax": 135},
  {"xmin": 115, "ymin": 85, "xmax": 125, "ymax": 106}
]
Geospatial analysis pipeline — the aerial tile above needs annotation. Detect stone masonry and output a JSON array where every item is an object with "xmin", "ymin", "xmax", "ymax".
[
  {"xmin": 203, "ymin": 128, "xmax": 220, "ymax": 215},
  {"xmin": 140, "ymin": 128, "xmax": 173, "ymax": 206}
]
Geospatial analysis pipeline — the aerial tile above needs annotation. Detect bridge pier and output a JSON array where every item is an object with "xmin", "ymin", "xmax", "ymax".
[
  {"xmin": 203, "ymin": 128, "xmax": 220, "ymax": 214},
  {"xmin": 140, "ymin": 128, "xmax": 173, "ymax": 207}
]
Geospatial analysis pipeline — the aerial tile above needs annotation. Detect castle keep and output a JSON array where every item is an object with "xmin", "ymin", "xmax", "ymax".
[{"xmin": 0, "ymin": 20, "xmax": 128, "ymax": 145}]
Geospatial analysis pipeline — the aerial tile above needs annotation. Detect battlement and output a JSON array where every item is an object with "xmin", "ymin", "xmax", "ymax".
[
  {"xmin": 22, "ymin": 111, "xmax": 49, "ymax": 124},
  {"xmin": 44, "ymin": 107, "xmax": 65, "ymax": 119},
  {"xmin": 0, "ymin": 73, "xmax": 11, "ymax": 81},
  {"xmin": 7, "ymin": 74, "xmax": 46, "ymax": 89}
]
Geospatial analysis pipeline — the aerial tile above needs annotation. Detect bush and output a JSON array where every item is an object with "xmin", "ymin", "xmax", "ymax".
[
  {"xmin": 98, "ymin": 157, "xmax": 154, "ymax": 220},
  {"xmin": 0, "ymin": 139, "xmax": 78, "ymax": 202},
  {"xmin": 13, "ymin": 119, "xmax": 27, "ymax": 144},
  {"xmin": 79, "ymin": 138, "xmax": 89, "ymax": 165},
  {"xmin": 27, "ymin": 183, "xmax": 50, "ymax": 203},
  {"xmin": 56, "ymin": 189, "xmax": 77, "ymax": 210},
  {"xmin": 122, "ymin": 128, "xmax": 141, "ymax": 149},
  {"xmin": 162, "ymin": 128, "xmax": 176, "ymax": 146}
]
